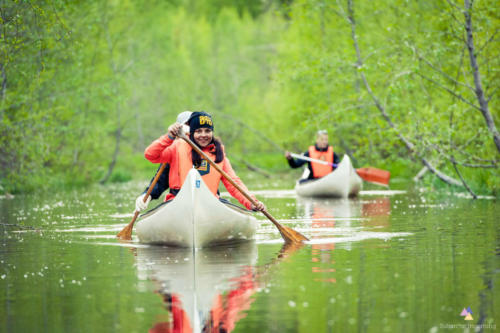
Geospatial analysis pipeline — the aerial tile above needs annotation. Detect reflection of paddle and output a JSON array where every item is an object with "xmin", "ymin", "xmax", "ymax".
[
  {"xmin": 277, "ymin": 240, "xmax": 305, "ymax": 259},
  {"xmin": 117, "ymin": 163, "xmax": 167, "ymax": 240},
  {"xmin": 179, "ymin": 131, "xmax": 309, "ymax": 244},
  {"xmin": 290, "ymin": 153, "xmax": 390, "ymax": 186}
]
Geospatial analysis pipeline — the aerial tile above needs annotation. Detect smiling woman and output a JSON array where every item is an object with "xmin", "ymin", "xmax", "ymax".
[
  {"xmin": 143, "ymin": 112, "xmax": 265, "ymax": 212},
  {"xmin": 186, "ymin": 112, "xmax": 223, "ymax": 174}
]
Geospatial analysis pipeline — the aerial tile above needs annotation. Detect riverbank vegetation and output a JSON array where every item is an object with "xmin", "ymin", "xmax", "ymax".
[{"xmin": 1, "ymin": 0, "xmax": 498, "ymax": 196}]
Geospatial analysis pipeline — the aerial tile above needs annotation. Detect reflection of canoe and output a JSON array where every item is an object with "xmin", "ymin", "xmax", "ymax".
[
  {"xmin": 298, "ymin": 197, "xmax": 362, "ymax": 222},
  {"xmin": 298, "ymin": 197, "xmax": 362, "ymax": 255},
  {"xmin": 136, "ymin": 169, "xmax": 258, "ymax": 247},
  {"xmin": 136, "ymin": 242, "xmax": 258, "ymax": 332},
  {"xmin": 295, "ymin": 155, "xmax": 362, "ymax": 198}
]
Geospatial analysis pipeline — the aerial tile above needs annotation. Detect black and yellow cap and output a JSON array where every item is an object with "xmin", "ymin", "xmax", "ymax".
[{"xmin": 188, "ymin": 111, "xmax": 214, "ymax": 135}]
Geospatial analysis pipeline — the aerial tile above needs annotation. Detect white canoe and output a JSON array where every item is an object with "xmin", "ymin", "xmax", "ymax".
[
  {"xmin": 295, "ymin": 154, "xmax": 362, "ymax": 198},
  {"xmin": 136, "ymin": 168, "xmax": 258, "ymax": 247}
]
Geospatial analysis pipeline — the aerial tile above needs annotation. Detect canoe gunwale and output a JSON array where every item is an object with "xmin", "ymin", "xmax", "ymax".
[{"xmin": 140, "ymin": 197, "xmax": 253, "ymax": 220}]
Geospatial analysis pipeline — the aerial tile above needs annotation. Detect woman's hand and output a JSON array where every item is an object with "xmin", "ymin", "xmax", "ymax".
[
  {"xmin": 251, "ymin": 200, "xmax": 266, "ymax": 212},
  {"xmin": 135, "ymin": 193, "xmax": 151, "ymax": 212},
  {"xmin": 167, "ymin": 123, "xmax": 183, "ymax": 139}
]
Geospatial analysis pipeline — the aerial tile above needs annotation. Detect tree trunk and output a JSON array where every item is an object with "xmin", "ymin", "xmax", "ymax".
[
  {"xmin": 345, "ymin": 0, "xmax": 463, "ymax": 187},
  {"xmin": 100, "ymin": 125, "xmax": 121, "ymax": 184},
  {"xmin": 0, "ymin": 63, "xmax": 6, "ymax": 101},
  {"xmin": 100, "ymin": 9, "xmax": 122, "ymax": 184},
  {"xmin": 463, "ymin": 0, "xmax": 500, "ymax": 153},
  {"xmin": 0, "ymin": 62, "xmax": 6, "ymax": 121}
]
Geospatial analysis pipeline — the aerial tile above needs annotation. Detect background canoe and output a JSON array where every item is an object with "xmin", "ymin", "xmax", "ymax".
[{"xmin": 295, "ymin": 155, "xmax": 362, "ymax": 198}]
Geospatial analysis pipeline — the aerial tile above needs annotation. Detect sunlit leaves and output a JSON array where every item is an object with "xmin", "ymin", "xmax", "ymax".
[
  {"xmin": 264, "ymin": 0, "xmax": 498, "ymax": 193},
  {"xmin": 0, "ymin": 0, "xmax": 498, "ymax": 194}
]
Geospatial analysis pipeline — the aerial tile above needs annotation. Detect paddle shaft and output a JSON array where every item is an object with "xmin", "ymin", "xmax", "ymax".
[
  {"xmin": 117, "ymin": 163, "xmax": 167, "ymax": 239},
  {"xmin": 178, "ymin": 132, "xmax": 282, "ymax": 227},
  {"xmin": 290, "ymin": 153, "xmax": 337, "ymax": 168},
  {"xmin": 141, "ymin": 163, "xmax": 167, "ymax": 208}
]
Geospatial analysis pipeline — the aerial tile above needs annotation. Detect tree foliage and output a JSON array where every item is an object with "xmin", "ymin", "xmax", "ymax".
[{"xmin": 0, "ymin": 0, "xmax": 498, "ymax": 195}]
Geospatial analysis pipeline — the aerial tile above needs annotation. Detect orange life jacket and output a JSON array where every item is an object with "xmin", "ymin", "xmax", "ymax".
[
  {"xmin": 177, "ymin": 140, "xmax": 223, "ymax": 196},
  {"xmin": 308, "ymin": 145, "xmax": 334, "ymax": 178}
]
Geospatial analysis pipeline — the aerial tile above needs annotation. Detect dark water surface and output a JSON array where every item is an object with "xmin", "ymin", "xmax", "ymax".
[{"xmin": 1, "ymin": 182, "xmax": 498, "ymax": 332}]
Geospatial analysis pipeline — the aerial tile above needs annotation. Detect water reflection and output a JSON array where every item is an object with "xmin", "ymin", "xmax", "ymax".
[
  {"xmin": 3, "ymin": 183, "xmax": 499, "ymax": 331},
  {"xmin": 361, "ymin": 197, "xmax": 391, "ymax": 228},
  {"xmin": 297, "ymin": 197, "xmax": 392, "ymax": 235},
  {"xmin": 300, "ymin": 199, "xmax": 356, "ymax": 284},
  {"xmin": 134, "ymin": 241, "xmax": 302, "ymax": 333},
  {"xmin": 297, "ymin": 197, "xmax": 392, "ymax": 284}
]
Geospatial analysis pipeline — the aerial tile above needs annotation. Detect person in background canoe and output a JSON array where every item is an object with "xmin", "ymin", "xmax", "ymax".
[
  {"xmin": 144, "ymin": 111, "xmax": 266, "ymax": 212},
  {"xmin": 284, "ymin": 130, "xmax": 341, "ymax": 182},
  {"xmin": 134, "ymin": 111, "xmax": 192, "ymax": 213}
]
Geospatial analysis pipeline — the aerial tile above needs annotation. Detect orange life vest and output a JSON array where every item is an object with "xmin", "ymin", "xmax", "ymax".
[
  {"xmin": 177, "ymin": 140, "xmax": 223, "ymax": 196},
  {"xmin": 308, "ymin": 145, "xmax": 334, "ymax": 178}
]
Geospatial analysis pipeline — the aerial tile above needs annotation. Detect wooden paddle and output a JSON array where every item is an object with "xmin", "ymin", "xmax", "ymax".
[
  {"xmin": 117, "ymin": 163, "xmax": 167, "ymax": 240},
  {"xmin": 178, "ymin": 131, "xmax": 309, "ymax": 244},
  {"xmin": 290, "ymin": 153, "xmax": 390, "ymax": 186}
]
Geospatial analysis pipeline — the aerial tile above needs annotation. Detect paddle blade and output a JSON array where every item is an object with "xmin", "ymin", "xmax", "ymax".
[
  {"xmin": 116, "ymin": 223, "xmax": 133, "ymax": 240},
  {"xmin": 279, "ymin": 225, "xmax": 309, "ymax": 244},
  {"xmin": 262, "ymin": 210, "xmax": 309, "ymax": 244},
  {"xmin": 116, "ymin": 211, "xmax": 140, "ymax": 240},
  {"xmin": 356, "ymin": 167, "xmax": 390, "ymax": 186}
]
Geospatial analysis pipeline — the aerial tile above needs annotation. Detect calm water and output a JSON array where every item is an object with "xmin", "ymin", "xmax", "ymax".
[{"xmin": 0, "ymin": 181, "xmax": 498, "ymax": 332}]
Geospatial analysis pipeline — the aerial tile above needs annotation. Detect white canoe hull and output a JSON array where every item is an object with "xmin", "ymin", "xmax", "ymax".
[
  {"xmin": 136, "ymin": 168, "xmax": 258, "ymax": 247},
  {"xmin": 295, "ymin": 154, "xmax": 362, "ymax": 198}
]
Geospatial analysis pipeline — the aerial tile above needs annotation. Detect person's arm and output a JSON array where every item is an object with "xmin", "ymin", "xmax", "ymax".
[
  {"xmin": 135, "ymin": 166, "xmax": 168, "ymax": 212},
  {"xmin": 144, "ymin": 164, "xmax": 170, "ymax": 200},
  {"xmin": 220, "ymin": 157, "xmax": 261, "ymax": 210},
  {"xmin": 285, "ymin": 151, "xmax": 309, "ymax": 168},
  {"xmin": 333, "ymin": 152, "xmax": 341, "ymax": 166},
  {"xmin": 136, "ymin": 151, "xmax": 172, "ymax": 212},
  {"xmin": 145, "ymin": 123, "xmax": 183, "ymax": 164},
  {"xmin": 144, "ymin": 134, "xmax": 176, "ymax": 163}
]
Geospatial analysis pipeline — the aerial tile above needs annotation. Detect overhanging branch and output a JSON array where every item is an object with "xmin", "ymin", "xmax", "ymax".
[{"xmin": 343, "ymin": 0, "xmax": 463, "ymax": 187}]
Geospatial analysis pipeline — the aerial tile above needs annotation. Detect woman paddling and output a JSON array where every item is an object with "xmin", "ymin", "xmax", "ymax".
[{"xmin": 144, "ymin": 111, "xmax": 265, "ymax": 211}]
